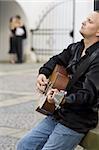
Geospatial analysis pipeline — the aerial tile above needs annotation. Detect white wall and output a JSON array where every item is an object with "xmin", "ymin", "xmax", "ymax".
[
  {"xmin": 74, "ymin": 0, "xmax": 94, "ymax": 42},
  {"xmin": 16, "ymin": 0, "xmax": 58, "ymax": 29},
  {"xmin": 17, "ymin": 0, "xmax": 94, "ymax": 42},
  {"xmin": 0, "ymin": 0, "xmax": 58, "ymax": 61},
  {"xmin": 0, "ymin": 0, "xmax": 94, "ymax": 62},
  {"xmin": 0, "ymin": 0, "xmax": 28, "ymax": 61}
]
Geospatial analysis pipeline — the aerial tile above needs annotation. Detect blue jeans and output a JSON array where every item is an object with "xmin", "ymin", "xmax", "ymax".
[{"xmin": 16, "ymin": 116, "xmax": 84, "ymax": 150}]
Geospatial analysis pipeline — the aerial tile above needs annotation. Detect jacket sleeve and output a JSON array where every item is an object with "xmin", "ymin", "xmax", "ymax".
[
  {"xmin": 65, "ymin": 55, "xmax": 99, "ymax": 107},
  {"xmin": 39, "ymin": 44, "xmax": 73, "ymax": 78}
]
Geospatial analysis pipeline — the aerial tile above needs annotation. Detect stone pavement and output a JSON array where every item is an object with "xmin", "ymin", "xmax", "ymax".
[{"xmin": 0, "ymin": 62, "xmax": 83, "ymax": 150}]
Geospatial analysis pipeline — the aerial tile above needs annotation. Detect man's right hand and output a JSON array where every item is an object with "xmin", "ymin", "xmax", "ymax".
[{"xmin": 37, "ymin": 74, "xmax": 49, "ymax": 93}]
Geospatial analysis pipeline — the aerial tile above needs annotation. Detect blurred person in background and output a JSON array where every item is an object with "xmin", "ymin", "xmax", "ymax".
[
  {"xmin": 15, "ymin": 15, "xmax": 27, "ymax": 63},
  {"xmin": 8, "ymin": 15, "xmax": 27, "ymax": 64},
  {"xmin": 8, "ymin": 17, "xmax": 17, "ymax": 63}
]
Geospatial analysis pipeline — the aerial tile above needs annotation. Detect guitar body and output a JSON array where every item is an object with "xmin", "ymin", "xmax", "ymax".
[
  {"xmin": 36, "ymin": 65, "xmax": 69, "ymax": 115},
  {"xmin": 49, "ymin": 65, "xmax": 69, "ymax": 90}
]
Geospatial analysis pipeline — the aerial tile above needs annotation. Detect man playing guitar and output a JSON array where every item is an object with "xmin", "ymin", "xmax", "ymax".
[{"xmin": 17, "ymin": 11, "xmax": 99, "ymax": 150}]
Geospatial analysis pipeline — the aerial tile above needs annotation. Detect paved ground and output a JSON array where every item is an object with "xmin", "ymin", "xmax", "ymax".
[{"xmin": 0, "ymin": 62, "xmax": 83, "ymax": 150}]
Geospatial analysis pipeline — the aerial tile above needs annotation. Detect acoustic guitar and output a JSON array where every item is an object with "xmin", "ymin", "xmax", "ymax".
[{"xmin": 36, "ymin": 64, "xmax": 69, "ymax": 115}]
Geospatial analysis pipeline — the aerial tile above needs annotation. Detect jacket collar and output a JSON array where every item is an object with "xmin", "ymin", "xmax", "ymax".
[{"xmin": 81, "ymin": 39, "xmax": 99, "ymax": 56}]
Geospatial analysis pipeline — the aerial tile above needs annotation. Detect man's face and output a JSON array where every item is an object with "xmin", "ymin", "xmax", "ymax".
[{"xmin": 80, "ymin": 12, "xmax": 99, "ymax": 38}]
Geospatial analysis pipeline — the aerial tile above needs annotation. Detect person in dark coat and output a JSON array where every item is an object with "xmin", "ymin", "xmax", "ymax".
[
  {"xmin": 16, "ymin": 11, "xmax": 99, "ymax": 150},
  {"xmin": 15, "ymin": 15, "xmax": 27, "ymax": 63},
  {"xmin": 8, "ymin": 17, "xmax": 17, "ymax": 63}
]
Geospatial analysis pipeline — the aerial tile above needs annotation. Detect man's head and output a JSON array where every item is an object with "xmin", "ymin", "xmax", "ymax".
[{"xmin": 80, "ymin": 11, "xmax": 99, "ymax": 40}]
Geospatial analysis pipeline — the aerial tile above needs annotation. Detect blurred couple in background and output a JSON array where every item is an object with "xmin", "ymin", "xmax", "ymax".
[{"xmin": 9, "ymin": 15, "xmax": 27, "ymax": 64}]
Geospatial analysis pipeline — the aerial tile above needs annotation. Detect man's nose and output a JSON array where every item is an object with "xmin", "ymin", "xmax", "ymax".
[{"xmin": 82, "ymin": 21, "xmax": 86, "ymax": 26}]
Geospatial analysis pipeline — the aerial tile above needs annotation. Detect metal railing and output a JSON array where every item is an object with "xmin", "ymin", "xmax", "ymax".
[{"xmin": 30, "ymin": 1, "xmax": 74, "ymax": 61}]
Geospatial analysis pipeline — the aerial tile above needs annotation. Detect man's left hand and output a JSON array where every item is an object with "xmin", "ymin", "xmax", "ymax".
[{"xmin": 46, "ymin": 89, "xmax": 59, "ymax": 104}]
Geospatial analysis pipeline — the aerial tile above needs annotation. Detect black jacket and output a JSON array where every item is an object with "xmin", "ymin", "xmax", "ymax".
[{"xmin": 39, "ymin": 40, "xmax": 99, "ymax": 133}]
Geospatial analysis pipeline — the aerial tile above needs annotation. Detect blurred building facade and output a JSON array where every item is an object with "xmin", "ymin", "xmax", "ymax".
[{"xmin": 0, "ymin": 0, "xmax": 95, "ymax": 62}]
